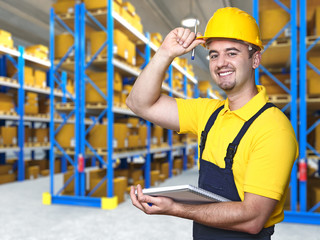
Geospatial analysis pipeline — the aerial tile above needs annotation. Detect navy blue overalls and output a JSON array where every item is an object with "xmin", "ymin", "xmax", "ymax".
[{"xmin": 193, "ymin": 102, "xmax": 276, "ymax": 240}]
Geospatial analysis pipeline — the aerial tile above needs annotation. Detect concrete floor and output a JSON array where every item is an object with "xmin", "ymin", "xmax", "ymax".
[{"xmin": 0, "ymin": 167, "xmax": 319, "ymax": 240}]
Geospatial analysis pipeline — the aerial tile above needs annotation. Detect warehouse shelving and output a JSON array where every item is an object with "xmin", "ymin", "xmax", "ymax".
[
  {"xmin": 47, "ymin": 1, "xmax": 198, "ymax": 209},
  {"xmin": 0, "ymin": 43, "xmax": 53, "ymax": 182},
  {"xmin": 254, "ymin": 0, "xmax": 320, "ymax": 224}
]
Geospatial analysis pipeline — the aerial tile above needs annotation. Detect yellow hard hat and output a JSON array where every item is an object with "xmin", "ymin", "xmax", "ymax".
[{"xmin": 197, "ymin": 7, "xmax": 263, "ymax": 50}]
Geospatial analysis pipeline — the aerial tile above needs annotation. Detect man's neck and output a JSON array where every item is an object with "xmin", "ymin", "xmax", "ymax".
[{"xmin": 226, "ymin": 85, "xmax": 258, "ymax": 111}]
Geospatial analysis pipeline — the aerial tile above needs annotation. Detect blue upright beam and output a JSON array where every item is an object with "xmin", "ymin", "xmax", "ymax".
[
  {"xmin": 74, "ymin": 3, "xmax": 81, "ymax": 196},
  {"xmin": 107, "ymin": 0, "xmax": 115, "ymax": 198},
  {"xmin": 145, "ymin": 32, "xmax": 151, "ymax": 189},
  {"xmin": 299, "ymin": 0, "xmax": 307, "ymax": 213},
  {"xmin": 17, "ymin": 46, "xmax": 25, "ymax": 181},
  {"xmin": 49, "ymin": 7, "xmax": 55, "ymax": 195},
  {"xmin": 167, "ymin": 65, "xmax": 173, "ymax": 178},
  {"xmin": 289, "ymin": 0, "xmax": 298, "ymax": 213}
]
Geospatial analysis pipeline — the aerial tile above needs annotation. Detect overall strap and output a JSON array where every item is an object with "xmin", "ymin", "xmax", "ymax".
[
  {"xmin": 199, "ymin": 105, "xmax": 224, "ymax": 160},
  {"xmin": 224, "ymin": 102, "xmax": 276, "ymax": 169}
]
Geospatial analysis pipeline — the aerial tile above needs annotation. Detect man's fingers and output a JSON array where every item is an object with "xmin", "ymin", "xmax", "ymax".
[{"xmin": 130, "ymin": 186, "xmax": 145, "ymax": 211}]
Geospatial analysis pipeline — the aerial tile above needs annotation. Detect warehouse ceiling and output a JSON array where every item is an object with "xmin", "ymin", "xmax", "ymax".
[{"xmin": 0, "ymin": 0, "xmax": 252, "ymax": 88}]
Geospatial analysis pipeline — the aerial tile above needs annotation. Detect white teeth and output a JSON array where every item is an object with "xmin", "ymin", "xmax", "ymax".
[{"xmin": 219, "ymin": 71, "xmax": 233, "ymax": 77}]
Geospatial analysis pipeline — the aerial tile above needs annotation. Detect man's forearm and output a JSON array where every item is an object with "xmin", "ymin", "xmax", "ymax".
[
  {"xmin": 170, "ymin": 193, "xmax": 277, "ymax": 235},
  {"xmin": 126, "ymin": 49, "xmax": 173, "ymax": 116}
]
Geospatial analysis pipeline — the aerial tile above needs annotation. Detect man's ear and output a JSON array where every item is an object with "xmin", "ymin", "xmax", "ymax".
[{"xmin": 252, "ymin": 51, "xmax": 261, "ymax": 69}]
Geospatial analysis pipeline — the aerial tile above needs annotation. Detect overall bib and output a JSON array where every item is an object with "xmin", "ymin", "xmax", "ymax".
[{"xmin": 193, "ymin": 103, "xmax": 276, "ymax": 240}]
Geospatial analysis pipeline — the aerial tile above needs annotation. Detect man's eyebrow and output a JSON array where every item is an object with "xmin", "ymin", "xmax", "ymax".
[
  {"xmin": 226, "ymin": 47, "xmax": 240, "ymax": 52},
  {"xmin": 209, "ymin": 50, "xmax": 218, "ymax": 55},
  {"xmin": 209, "ymin": 48, "xmax": 240, "ymax": 56}
]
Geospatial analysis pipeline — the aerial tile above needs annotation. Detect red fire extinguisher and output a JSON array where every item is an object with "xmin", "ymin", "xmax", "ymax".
[
  {"xmin": 299, "ymin": 159, "xmax": 307, "ymax": 182},
  {"xmin": 78, "ymin": 154, "xmax": 84, "ymax": 173}
]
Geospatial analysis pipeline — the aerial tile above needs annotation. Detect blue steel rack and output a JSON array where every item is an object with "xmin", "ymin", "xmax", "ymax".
[
  {"xmin": 253, "ymin": 0, "xmax": 320, "ymax": 224},
  {"xmin": 46, "ymin": 0, "xmax": 199, "ymax": 209},
  {"xmin": 0, "ymin": 44, "xmax": 51, "ymax": 183}
]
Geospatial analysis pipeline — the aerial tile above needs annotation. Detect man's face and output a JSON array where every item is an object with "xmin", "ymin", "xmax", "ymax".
[{"xmin": 207, "ymin": 39, "xmax": 259, "ymax": 93}]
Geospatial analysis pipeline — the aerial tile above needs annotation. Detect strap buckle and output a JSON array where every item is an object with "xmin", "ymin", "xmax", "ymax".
[
  {"xmin": 225, "ymin": 143, "xmax": 238, "ymax": 161},
  {"xmin": 199, "ymin": 131, "xmax": 207, "ymax": 149}
]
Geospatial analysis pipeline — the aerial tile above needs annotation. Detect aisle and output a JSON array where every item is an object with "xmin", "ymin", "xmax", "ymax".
[{"xmin": 0, "ymin": 167, "xmax": 319, "ymax": 240}]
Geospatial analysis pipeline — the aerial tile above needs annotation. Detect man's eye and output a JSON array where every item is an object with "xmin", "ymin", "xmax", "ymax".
[
  {"xmin": 228, "ymin": 52, "xmax": 237, "ymax": 57},
  {"xmin": 210, "ymin": 54, "xmax": 218, "ymax": 59}
]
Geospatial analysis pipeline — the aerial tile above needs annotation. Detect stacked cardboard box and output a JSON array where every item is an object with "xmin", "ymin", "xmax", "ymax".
[
  {"xmin": 55, "ymin": 33, "xmax": 74, "ymax": 59},
  {"xmin": 89, "ymin": 29, "xmax": 136, "ymax": 66},
  {"xmin": 24, "ymin": 92, "xmax": 39, "ymax": 115},
  {"xmin": 152, "ymin": 125, "xmax": 163, "ymax": 146},
  {"xmin": 52, "ymin": 0, "xmax": 77, "ymax": 14},
  {"xmin": 87, "ymin": 123, "xmax": 128, "ymax": 150},
  {"xmin": 0, "ymin": 29, "xmax": 14, "ymax": 48},
  {"xmin": 0, "ymin": 126, "xmax": 17, "ymax": 146},
  {"xmin": 25, "ymin": 45, "xmax": 49, "ymax": 60},
  {"xmin": 308, "ymin": 6, "xmax": 320, "ymax": 36},
  {"xmin": 150, "ymin": 32, "xmax": 163, "ymax": 47},
  {"xmin": 0, "ymin": 93, "xmax": 15, "ymax": 113},
  {"xmin": 88, "ymin": 168, "xmax": 127, "ymax": 203},
  {"xmin": 260, "ymin": 73, "xmax": 290, "ymax": 95},
  {"xmin": 55, "ymin": 123, "xmax": 74, "ymax": 148},
  {"xmin": 198, "ymin": 80, "xmax": 212, "ymax": 96},
  {"xmin": 307, "ymin": 57, "xmax": 320, "ymax": 96},
  {"xmin": 85, "ymin": 71, "xmax": 123, "ymax": 105},
  {"xmin": 33, "ymin": 128, "xmax": 49, "ymax": 144},
  {"xmin": 259, "ymin": 8, "xmax": 290, "ymax": 40}
]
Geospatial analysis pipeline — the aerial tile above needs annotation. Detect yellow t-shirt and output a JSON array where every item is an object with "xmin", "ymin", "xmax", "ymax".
[{"xmin": 176, "ymin": 85, "xmax": 298, "ymax": 227}]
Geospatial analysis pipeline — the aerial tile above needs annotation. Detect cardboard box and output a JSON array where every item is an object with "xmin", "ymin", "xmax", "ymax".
[
  {"xmin": 151, "ymin": 170, "xmax": 160, "ymax": 186},
  {"xmin": 52, "ymin": 0, "xmax": 76, "ymax": 14},
  {"xmin": 0, "ymin": 29, "xmax": 13, "ymax": 48},
  {"xmin": 152, "ymin": 126, "xmax": 163, "ymax": 146},
  {"xmin": 260, "ymin": 8, "xmax": 290, "ymax": 40},
  {"xmin": 25, "ymin": 126, "xmax": 32, "ymax": 143},
  {"xmin": 128, "ymin": 135, "xmax": 139, "ymax": 148},
  {"xmin": 126, "ymin": 40, "xmax": 136, "ymax": 66},
  {"xmin": 117, "ymin": 117, "xmax": 139, "ymax": 127},
  {"xmin": 34, "ymin": 128, "xmax": 49, "ymax": 143},
  {"xmin": 25, "ymin": 66, "xmax": 35, "ymax": 85},
  {"xmin": 55, "ymin": 33, "xmax": 74, "ymax": 59},
  {"xmin": 316, "ymin": 124, "xmax": 320, "ymax": 151},
  {"xmin": 0, "ymin": 93, "xmax": 15, "ymax": 112},
  {"xmin": 83, "ymin": 0, "xmax": 121, "ymax": 13},
  {"xmin": 132, "ymin": 14, "xmax": 143, "ymax": 33},
  {"xmin": 260, "ymin": 73, "xmax": 290, "ymax": 95},
  {"xmin": 90, "ymin": 29, "xmax": 128, "ymax": 60},
  {"xmin": 138, "ymin": 125, "xmax": 147, "ymax": 147},
  {"xmin": 86, "ymin": 71, "xmax": 122, "ymax": 104},
  {"xmin": 310, "ymin": 7, "xmax": 320, "ymax": 36},
  {"xmin": 91, "ymin": 177, "xmax": 127, "ymax": 203},
  {"xmin": 34, "ymin": 70, "xmax": 47, "ymax": 88},
  {"xmin": 25, "ymin": 45, "xmax": 48, "ymax": 60},
  {"xmin": 1, "ymin": 126, "xmax": 17, "ymax": 146},
  {"xmin": 55, "ymin": 124, "xmax": 74, "ymax": 148},
  {"xmin": 88, "ymin": 123, "xmax": 128, "ymax": 149},
  {"xmin": 0, "ymin": 173, "xmax": 16, "ymax": 184},
  {"xmin": 0, "ymin": 164, "xmax": 13, "ymax": 174}
]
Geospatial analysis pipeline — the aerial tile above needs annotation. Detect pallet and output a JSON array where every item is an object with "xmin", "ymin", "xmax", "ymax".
[
  {"xmin": 306, "ymin": 35, "xmax": 320, "ymax": 45},
  {"xmin": 0, "ymin": 44, "xmax": 17, "ymax": 51},
  {"xmin": 268, "ymin": 94, "xmax": 291, "ymax": 102},
  {"xmin": 25, "ymin": 52, "xmax": 48, "ymax": 61},
  {"xmin": 25, "ymin": 113, "xmax": 49, "ymax": 118},
  {"xmin": 0, "ymin": 144, "xmax": 18, "ymax": 148},
  {"xmin": 262, "ymin": 37, "xmax": 291, "ymax": 47},
  {"xmin": 24, "ymin": 83, "xmax": 49, "ymax": 90},
  {"xmin": 56, "ymin": 102, "xmax": 75, "ymax": 111},
  {"xmin": 0, "ymin": 110, "xmax": 17, "ymax": 116},
  {"xmin": 86, "ymin": 102, "xmax": 107, "ymax": 109},
  {"xmin": 0, "ymin": 76, "xmax": 18, "ymax": 84}
]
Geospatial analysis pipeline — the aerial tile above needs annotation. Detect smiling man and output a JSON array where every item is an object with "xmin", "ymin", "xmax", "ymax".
[{"xmin": 127, "ymin": 7, "xmax": 298, "ymax": 240}]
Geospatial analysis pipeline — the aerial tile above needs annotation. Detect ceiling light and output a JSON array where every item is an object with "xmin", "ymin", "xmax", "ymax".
[
  {"xmin": 181, "ymin": 18, "xmax": 200, "ymax": 28},
  {"xmin": 181, "ymin": 0, "xmax": 200, "ymax": 28}
]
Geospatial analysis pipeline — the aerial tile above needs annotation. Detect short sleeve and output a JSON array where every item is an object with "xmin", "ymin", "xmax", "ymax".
[
  {"xmin": 175, "ymin": 98, "xmax": 200, "ymax": 134},
  {"xmin": 244, "ymin": 128, "xmax": 298, "ymax": 200}
]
